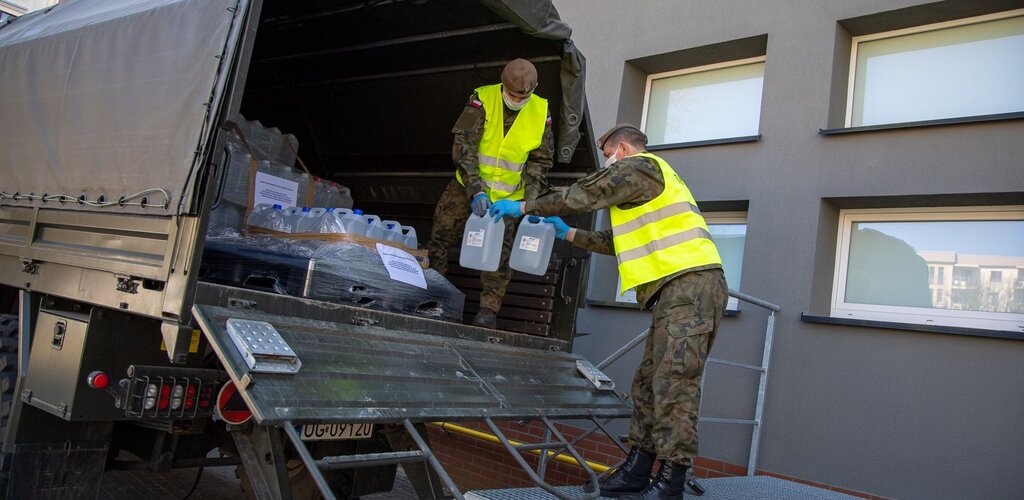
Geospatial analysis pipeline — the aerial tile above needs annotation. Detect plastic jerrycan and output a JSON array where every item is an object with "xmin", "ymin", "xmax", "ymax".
[
  {"xmin": 253, "ymin": 204, "xmax": 286, "ymax": 231},
  {"xmin": 509, "ymin": 217, "xmax": 555, "ymax": 275},
  {"xmin": 340, "ymin": 209, "xmax": 362, "ymax": 235},
  {"xmin": 282, "ymin": 207, "xmax": 306, "ymax": 233},
  {"xmin": 296, "ymin": 207, "xmax": 326, "ymax": 233},
  {"xmin": 382, "ymin": 220, "xmax": 404, "ymax": 243},
  {"xmin": 362, "ymin": 214, "xmax": 385, "ymax": 240},
  {"xmin": 316, "ymin": 208, "xmax": 347, "ymax": 234},
  {"xmin": 346, "ymin": 209, "xmax": 367, "ymax": 235},
  {"xmin": 460, "ymin": 213, "xmax": 505, "ymax": 272},
  {"xmin": 401, "ymin": 225, "xmax": 418, "ymax": 249},
  {"xmin": 246, "ymin": 203, "xmax": 273, "ymax": 227}
]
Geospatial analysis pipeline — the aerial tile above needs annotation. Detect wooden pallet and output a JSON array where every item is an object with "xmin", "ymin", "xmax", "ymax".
[{"xmin": 446, "ymin": 252, "xmax": 561, "ymax": 337}]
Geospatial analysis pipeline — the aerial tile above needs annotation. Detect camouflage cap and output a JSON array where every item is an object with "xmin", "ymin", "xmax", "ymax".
[
  {"xmin": 501, "ymin": 58, "xmax": 538, "ymax": 98},
  {"xmin": 597, "ymin": 123, "xmax": 642, "ymax": 149}
]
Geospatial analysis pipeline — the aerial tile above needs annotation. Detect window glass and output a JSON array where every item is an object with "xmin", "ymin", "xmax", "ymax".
[
  {"xmin": 834, "ymin": 209, "xmax": 1024, "ymax": 331},
  {"xmin": 707, "ymin": 217, "xmax": 746, "ymax": 311},
  {"xmin": 645, "ymin": 61, "xmax": 764, "ymax": 145},
  {"xmin": 850, "ymin": 14, "xmax": 1024, "ymax": 126}
]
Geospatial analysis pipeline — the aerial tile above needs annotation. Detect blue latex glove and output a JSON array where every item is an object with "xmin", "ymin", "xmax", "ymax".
[
  {"xmin": 470, "ymin": 192, "xmax": 492, "ymax": 217},
  {"xmin": 488, "ymin": 199, "xmax": 523, "ymax": 221},
  {"xmin": 543, "ymin": 216, "xmax": 572, "ymax": 240}
]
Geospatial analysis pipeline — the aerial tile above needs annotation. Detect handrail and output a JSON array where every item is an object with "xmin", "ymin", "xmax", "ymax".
[
  {"xmin": 429, "ymin": 422, "xmax": 611, "ymax": 473},
  {"xmin": 592, "ymin": 288, "xmax": 780, "ymax": 477},
  {"xmin": 729, "ymin": 289, "xmax": 780, "ymax": 312}
]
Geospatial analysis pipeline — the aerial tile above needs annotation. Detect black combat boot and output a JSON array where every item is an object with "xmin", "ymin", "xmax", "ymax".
[
  {"xmin": 472, "ymin": 307, "xmax": 497, "ymax": 328},
  {"xmin": 597, "ymin": 447, "xmax": 656, "ymax": 497},
  {"xmin": 620, "ymin": 461, "xmax": 688, "ymax": 500}
]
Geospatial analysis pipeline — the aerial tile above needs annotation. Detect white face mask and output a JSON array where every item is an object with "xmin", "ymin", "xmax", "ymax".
[
  {"xmin": 602, "ymin": 146, "xmax": 620, "ymax": 169},
  {"xmin": 502, "ymin": 90, "xmax": 530, "ymax": 111}
]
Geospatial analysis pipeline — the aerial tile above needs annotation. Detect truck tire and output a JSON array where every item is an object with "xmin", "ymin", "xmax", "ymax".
[{"xmin": 0, "ymin": 314, "xmax": 18, "ymax": 495}]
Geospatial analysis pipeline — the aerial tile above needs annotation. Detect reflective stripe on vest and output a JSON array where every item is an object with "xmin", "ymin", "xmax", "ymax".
[
  {"xmin": 455, "ymin": 83, "xmax": 547, "ymax": 201},
  {"xmin": 610, "ymin": 152, "xmax": 722, "ymax": 293}
]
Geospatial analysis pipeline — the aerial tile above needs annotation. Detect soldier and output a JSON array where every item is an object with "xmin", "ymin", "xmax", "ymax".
[
  {"xmin": 489, "ymin": 124, "xmax": 728, "ymax": 499},
  {"xmin": 424, "ymin": 58, "xmax": 554, "ymax": 329}
]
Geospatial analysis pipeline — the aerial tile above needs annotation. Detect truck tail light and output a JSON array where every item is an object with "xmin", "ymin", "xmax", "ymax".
[{"xmin": 119, "ymin": 365, "xmax": 226, "ymax": 420}]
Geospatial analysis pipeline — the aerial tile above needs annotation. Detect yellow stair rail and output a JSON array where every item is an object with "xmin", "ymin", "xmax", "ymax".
[{"xmin": 429, "ymin": 421, "xmax": 611, "ymax": 474}]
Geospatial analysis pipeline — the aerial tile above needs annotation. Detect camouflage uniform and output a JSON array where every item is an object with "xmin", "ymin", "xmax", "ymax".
[
  {"xmin": 525, "ymin": 155, "xmax": 729, "ymax": 466},
  {"xmin": 425, "ymin": 91, "xmax": 554, "ymax": 312}
]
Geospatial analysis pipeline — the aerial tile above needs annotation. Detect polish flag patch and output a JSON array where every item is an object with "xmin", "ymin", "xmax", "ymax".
[
  {"xmin": 546, "ymin": 116, "xmax": 552, "ymax": 125},
  {"xmin": 469, "ymin": 98, "xmax": 482, "ymax": 108}
]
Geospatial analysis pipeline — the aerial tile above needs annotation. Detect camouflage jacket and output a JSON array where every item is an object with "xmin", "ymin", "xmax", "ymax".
[
  {"xmin": 523, "ymin": 155, "xmax": 721, "ymax": 308},
  {"xmin": 452, "ymin": 90, "xmax": 554, "ymax": 201}
]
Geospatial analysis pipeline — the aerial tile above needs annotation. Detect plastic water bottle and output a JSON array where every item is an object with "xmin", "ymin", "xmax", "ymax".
[
  {"xmin": 401, "ymin": 225, "xmax": 418, "ymax": 249},
  {"xmin": 282, "ymin": 207, "xmax": 306, "ymax": 233},
  {"xmin": 509, "ymin": 217, "xmax": 555, "ymax": 275},
  {"xmin": 250, "ymin": 203, "xmax": 287, "ymax": 231},
  {"xmin": 460, "ymin": 213, "xmax": 505, "ymax": 272},
  {"xmin": 333, "ymin": 183, "xmax": 354, "ymax": 209},
  {"xmin": 312, "ymin": 179, "xmax": 330, "ymax": 207},
  {"xmin": 296, "ymin": 207, "xmax": 326, "ymax": 233},
  {"xmin": 382, "ymin": 220, "xmax": 404, "ymax": 243},
  {"xmin": 363, "ymin": 214, "xmax": 385, "ymax": 240}
]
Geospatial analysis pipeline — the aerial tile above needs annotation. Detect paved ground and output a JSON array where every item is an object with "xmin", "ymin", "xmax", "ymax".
[{"xmin": 99, "ymin": 465, "xmax": 419, "ymax": 500}]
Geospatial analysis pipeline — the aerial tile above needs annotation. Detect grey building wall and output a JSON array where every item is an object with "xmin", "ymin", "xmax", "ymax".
[{"xmin": 553, "ymin": 1, "xmax": 1024, "ymax": 499}]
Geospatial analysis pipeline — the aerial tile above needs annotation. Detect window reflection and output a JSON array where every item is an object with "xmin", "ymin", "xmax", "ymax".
[{"xmin": 846, "ymin": 220, "xmax": 1024, "ymax": 313}]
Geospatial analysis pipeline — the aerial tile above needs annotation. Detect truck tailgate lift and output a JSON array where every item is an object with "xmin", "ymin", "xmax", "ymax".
[{"xmin": 193, "ymin": 304, "xmax": 631, "ymax": 500}]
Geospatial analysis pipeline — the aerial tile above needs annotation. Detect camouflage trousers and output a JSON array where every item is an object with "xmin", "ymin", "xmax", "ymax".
[
  {"xmin": 628, "ymin": 268, "xmax": 728, "ymax": 466},
  {"xmin": 424, "ymin": 178, "xmax": 516, "ymax": 312}
]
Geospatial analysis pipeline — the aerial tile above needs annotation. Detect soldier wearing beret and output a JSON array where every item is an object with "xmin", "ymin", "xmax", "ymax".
[
  {"xmin": 489, "ymin": 124, "xmax": 728, "ymax": 499},
  {"xmin": 424, "ymin": 58, "xmax": 554, "ymax": 329}
]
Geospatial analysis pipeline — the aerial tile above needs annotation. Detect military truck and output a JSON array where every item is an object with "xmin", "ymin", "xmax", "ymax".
[{"xmin": 0, "ymin": 1, "xmax": 629, "ymax": 498}]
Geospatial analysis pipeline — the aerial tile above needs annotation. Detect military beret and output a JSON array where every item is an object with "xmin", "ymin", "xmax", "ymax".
[{"xmin": 501, "ymin": 58, "xmax": 538, "ymax": 98}]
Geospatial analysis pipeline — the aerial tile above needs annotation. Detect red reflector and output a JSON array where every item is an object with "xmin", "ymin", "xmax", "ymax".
[
  {"xmin": 86, "ymin": 371, "xmax": 109, "ymax": 390},
  {"xmin": 215, "ymin": 381, "xmax": 252, "ymax": 425}
]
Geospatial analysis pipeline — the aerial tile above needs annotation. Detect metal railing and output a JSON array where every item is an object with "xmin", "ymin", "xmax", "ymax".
[{"xmin": 596, "ymin": 289, "xmax": 780, "ymax": 476}]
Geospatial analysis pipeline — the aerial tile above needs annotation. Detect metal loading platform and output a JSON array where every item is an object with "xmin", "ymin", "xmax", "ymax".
[
  {"xmin": 465, "ymin": 476, "xmax": 863, "ymax": 500},
  {"xmin": 193, "ymin": 303, "xmax": 632, "ymax": 500}
]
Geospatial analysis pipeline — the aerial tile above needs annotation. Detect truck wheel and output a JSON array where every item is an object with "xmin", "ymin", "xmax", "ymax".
[
  {"xmin": 237, "ymin": 441, "xmax": 354, "ymax": 500},
  {"xmin": 0, "ymin": 314, "xmax": 17, "ymax": 494}
]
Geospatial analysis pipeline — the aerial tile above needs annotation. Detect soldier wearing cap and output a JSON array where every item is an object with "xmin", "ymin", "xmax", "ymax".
[
  {"xmin": 425, "ymin": 58, "xmax": 554, "ymax": 329},
  {"xmin": 489, "ymin": 124, "xmax": 728, "ymax": 499}
]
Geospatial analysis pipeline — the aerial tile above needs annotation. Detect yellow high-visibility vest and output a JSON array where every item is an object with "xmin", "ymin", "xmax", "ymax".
[
  {"xmin": 610, "ymin": 153, "xmax": 722, "ymax": 293},
  {"xmin": 456, "ymin": 83, "xmax": 547, "ymax": 201}
]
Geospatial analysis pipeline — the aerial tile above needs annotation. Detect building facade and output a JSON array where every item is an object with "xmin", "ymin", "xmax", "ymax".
[
  {"xmin": 547, "ymin": 1, "xmax": 1023, "ymax": 499},
  {"xmin": 0, "ymin": 0, "xmax": 58, "ymax": 24}
]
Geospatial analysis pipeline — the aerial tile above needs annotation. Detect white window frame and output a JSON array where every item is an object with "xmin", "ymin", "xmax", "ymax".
[
  {"xmin": 641, "ymin": 56, "xmax": 766, "ymax": 145},
  {"xmin": 705, "ymin": 211, "xmax": 747, "ymax": 311},
  {"xmin": 831, "ymin": 206, "xmax": 1024, "ymax": 332},
  {"xmin": 845, "ymin": 9, "xmax": 1024, "ymax": 128}
]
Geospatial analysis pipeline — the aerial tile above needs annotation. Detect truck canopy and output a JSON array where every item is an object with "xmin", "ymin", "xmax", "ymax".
[
  {"xmin": 0, "ymin": 0, "xmax": 245, "ymax": 215},
  {"xmin": 0, "ymin": 0, "xmax": 590, "ymax": 217}
]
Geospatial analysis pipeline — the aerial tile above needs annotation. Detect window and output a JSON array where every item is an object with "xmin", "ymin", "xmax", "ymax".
[
  {"xmin": 832, "ymin": 207, "xmax": 1024, "ymax": 332},
  {"xmin": 642, "ymin": 57, "xmax": 765, "ymax": 146},
  {"xmin": 706, "ymin": 212, "xmax": 747, "ymax": 311},
  {"xmin": 847, "ymin": 10, "xmax": 1024, "ymax": 127}
]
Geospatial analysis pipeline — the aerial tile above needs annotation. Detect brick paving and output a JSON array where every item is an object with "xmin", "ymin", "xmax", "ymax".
[{"xmin": 99, "ymin": 464, "xmax": 419, "ymax": 500}]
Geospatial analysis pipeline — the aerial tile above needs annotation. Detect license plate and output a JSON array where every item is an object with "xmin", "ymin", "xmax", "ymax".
[{"xmin": 300, "ymin": 423, "xmax": 374, "ymax": 441}]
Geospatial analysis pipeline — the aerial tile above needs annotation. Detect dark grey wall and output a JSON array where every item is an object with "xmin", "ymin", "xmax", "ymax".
[{"xmin": 554, "ymin": 1, "xmax": 1024, "ymax": 499}]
